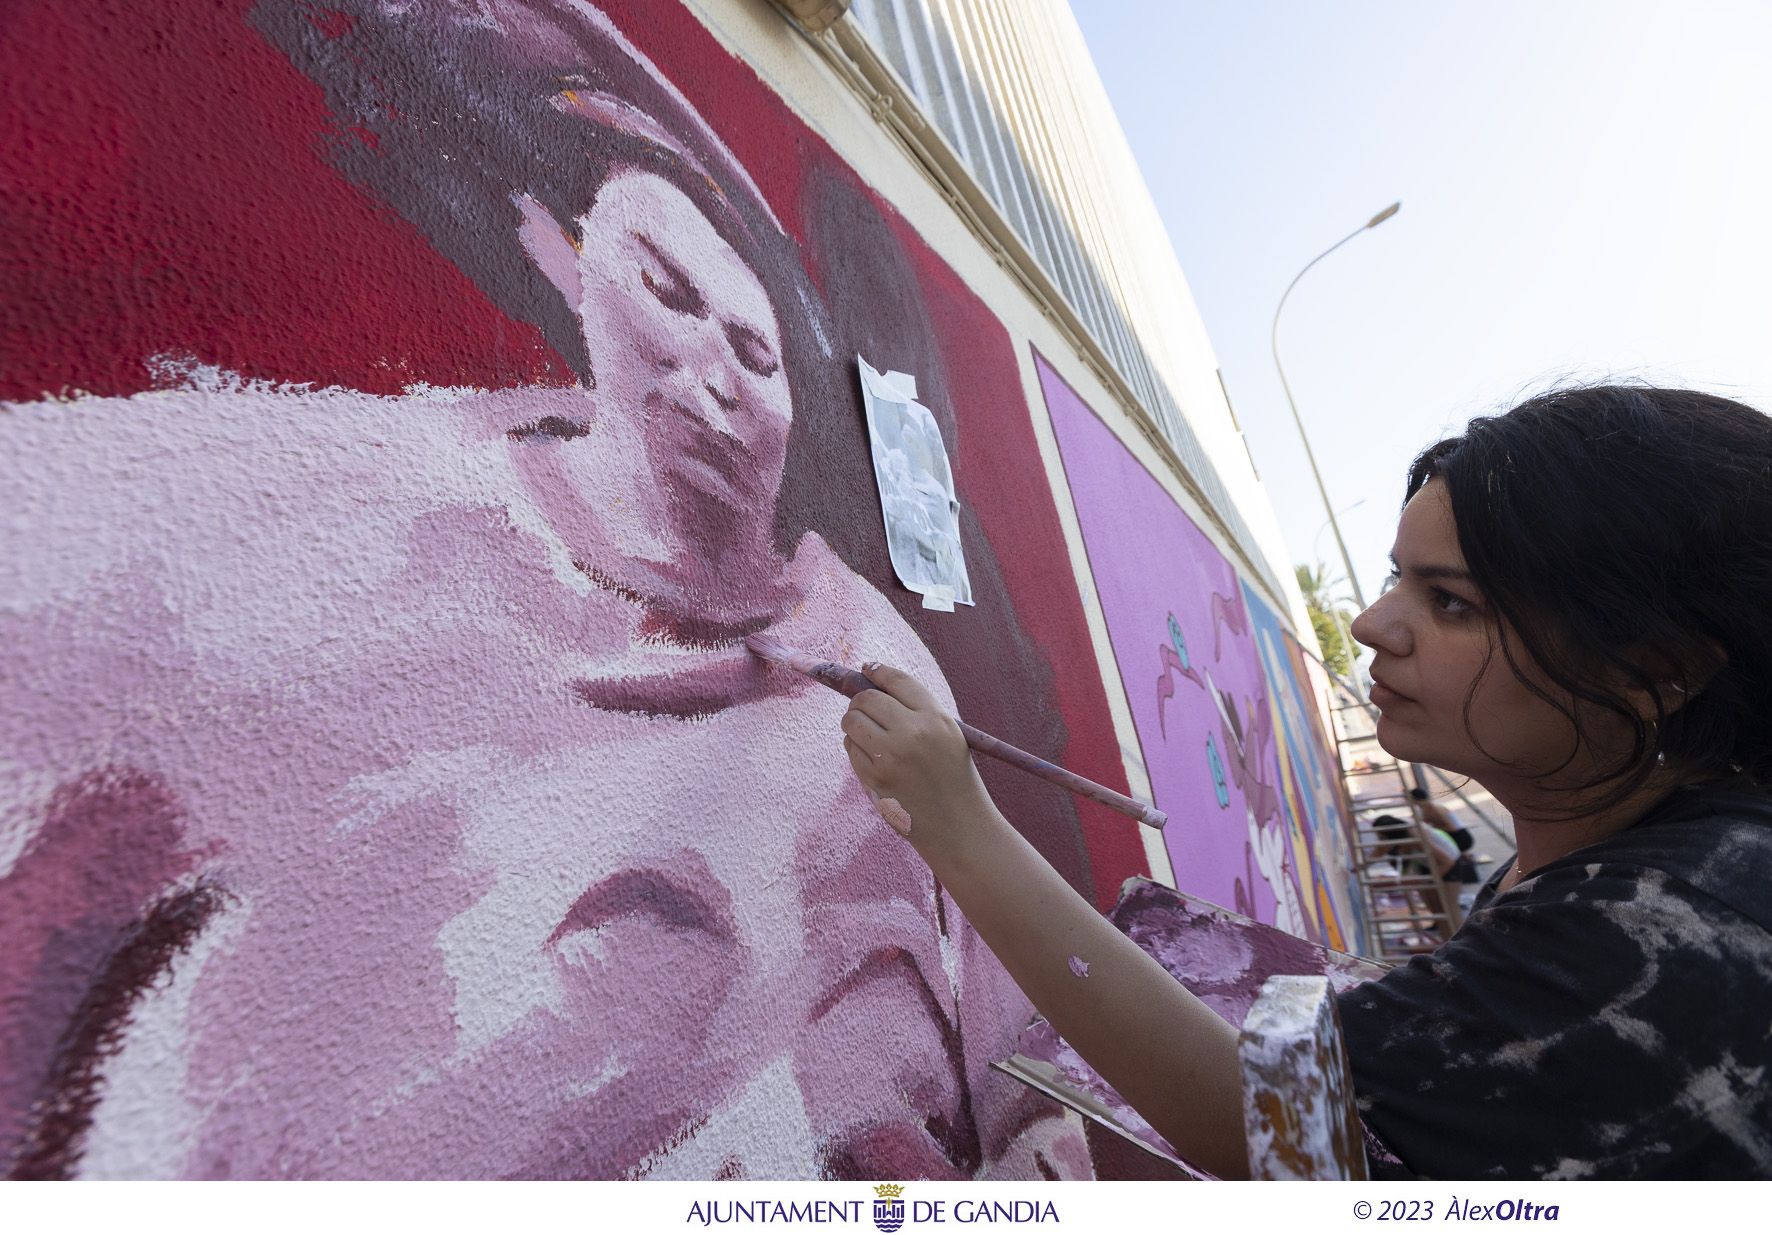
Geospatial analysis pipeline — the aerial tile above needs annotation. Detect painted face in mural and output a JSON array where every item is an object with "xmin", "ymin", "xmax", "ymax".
[
  {"xmin": 508, "ymin": 170, "xmax": 793, "ymax": 616},
  {"xmin": 1353, "ymin": 479, "xmax": 1628, "ymax": 793}
]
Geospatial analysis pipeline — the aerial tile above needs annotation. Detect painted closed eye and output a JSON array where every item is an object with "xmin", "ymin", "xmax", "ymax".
[
  {"xmin": 507, "ymin": 415, "xmax": 591, "ymax": 442},
  {"xmin": 723, "ymin": 321, "xmax": 779, "ymax": 379},
  {"xmin": 635, "ymin": 233, "xmax": 707, "ymax": 319}
]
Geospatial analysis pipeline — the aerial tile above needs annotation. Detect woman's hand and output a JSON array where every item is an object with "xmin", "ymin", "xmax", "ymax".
[
  {"xmin": 840, "ymin": 662, "xmax": 989, "ymax": 848},
  {"xmin": 840, "ymin": 669, "xmax": 1249, "ymax": 1178}
]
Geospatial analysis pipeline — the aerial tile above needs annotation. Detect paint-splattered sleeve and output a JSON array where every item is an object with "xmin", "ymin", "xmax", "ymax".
[{"xmin": 1337, "ymin": 862, "xmax": 1772, "ymax": 1179}]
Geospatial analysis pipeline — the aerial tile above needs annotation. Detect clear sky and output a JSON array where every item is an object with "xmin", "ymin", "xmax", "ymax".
[{"xmin": 1072, "ymin": 1, "xmax": 1772, "ymax": 612}]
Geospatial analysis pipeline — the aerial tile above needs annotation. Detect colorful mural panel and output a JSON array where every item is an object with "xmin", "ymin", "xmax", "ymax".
[
  {"xmin": 0, "ymin": 0, "xmax": 1147, "ymax": 1179},
  {"xmin": 1037, "ymin": 353, "xmax": 1316, "ymax": 939},
  {"xmin": 1241, "ymin": 585, "xmax": 1368, "ymax": 952}
]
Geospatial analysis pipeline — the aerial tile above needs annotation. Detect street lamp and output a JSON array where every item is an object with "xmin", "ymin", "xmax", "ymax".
[
  {"xmin": 1312, "ymin": 500, "xmax": 1366, "ymax": 567},
  {"xmin": 1271, "ymin": 201, "xmax": 1400, "ymax": 612}
]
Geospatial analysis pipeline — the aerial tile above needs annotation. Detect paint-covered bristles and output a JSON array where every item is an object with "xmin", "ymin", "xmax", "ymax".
[
  {"xmin": 744, "ymin": 635, "xmax": 1166, "ymax": 831},
  {"xmin": 744, "ymin": 634, "xmax": 873, "ymax": 698}
]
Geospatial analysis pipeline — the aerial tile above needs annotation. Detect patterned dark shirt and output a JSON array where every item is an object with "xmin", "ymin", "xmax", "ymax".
[{"xmin": 1338, "ymin": 777, "xmax": 1772, "ymax": 1179}]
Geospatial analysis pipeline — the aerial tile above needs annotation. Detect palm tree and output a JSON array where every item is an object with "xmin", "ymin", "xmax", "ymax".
[{"xmin": 1295, "ymin": 562, "xmax": 1355, "ymax": 676}]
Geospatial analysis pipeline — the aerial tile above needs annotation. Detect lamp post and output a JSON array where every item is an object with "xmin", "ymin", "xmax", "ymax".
[
  {"xmin": 1271, "ymin": 202, "xmax": 1400, "ymax": 613},
  {"xmin": 1312, "ymin": 500, "xmax": 1366, "ymax": 567}
]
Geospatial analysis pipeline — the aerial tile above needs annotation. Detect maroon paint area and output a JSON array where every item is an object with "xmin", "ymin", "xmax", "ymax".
[
  {"xmin": 902, "ymin": 238, "xmax": 1147, "ymax": 909},
  {"xmin": 0, "ymin": 0, "xmax": 572, "ymax": 399}
]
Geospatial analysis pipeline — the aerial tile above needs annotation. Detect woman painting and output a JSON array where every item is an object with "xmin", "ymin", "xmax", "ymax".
[{"xmin": 850, "ymin": 384, "xmax": 1772, "ymax": 1178}]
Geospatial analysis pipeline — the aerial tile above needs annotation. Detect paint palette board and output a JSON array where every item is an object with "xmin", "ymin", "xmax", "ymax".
[{"xmin": 994, "ymin": 879, "xmax": 1391, "ymax": 1177}]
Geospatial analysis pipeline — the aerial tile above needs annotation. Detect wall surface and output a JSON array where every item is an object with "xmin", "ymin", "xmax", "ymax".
[
  {"xmin": 1038, "ymin": 354, "xmax": 1361, "ymax": 949},
  {"xmin": 0, "ymin": 0, "xmax": 1355, "ymax": 1180}
]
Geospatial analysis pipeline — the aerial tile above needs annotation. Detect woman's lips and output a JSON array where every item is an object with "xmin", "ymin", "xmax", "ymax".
[
  {"xmin": 1368, "ymin": 677, "xmax": 1412, "ymax": 708},
  {"xmin": 655, "ymin": 393, "xmax": 758, "ymax": 498},
  {"xmin": 547, "ymin": 867, "xmax": 737, "ymax": 955}
]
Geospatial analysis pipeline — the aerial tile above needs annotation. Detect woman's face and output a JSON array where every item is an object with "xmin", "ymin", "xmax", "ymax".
[
  {"xmin": 574, "ymin": 170, "xmax": 793, "ymax": 540},
  {"xmin": 1351, "ymin": 479, "xmax": 1625, "ymax": 790}
]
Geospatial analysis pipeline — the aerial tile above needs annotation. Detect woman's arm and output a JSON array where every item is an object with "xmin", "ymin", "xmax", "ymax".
[{"xmin": 842, "ymin": 663, "xmax": 1251, "ymax": 1179}]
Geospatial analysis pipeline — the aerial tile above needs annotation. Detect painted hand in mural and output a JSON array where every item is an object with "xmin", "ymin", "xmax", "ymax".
[
  {"xmin": 1206, "ymin": 672, "xmax": 1281, "ymax": 828},
  {"xmin": 1247, "ymin": 806, "xmax": 1310, "ymax": 939},
  {"xmin": 1209, "ymin": 590, "xmax": 1248, "ymax": 664}
]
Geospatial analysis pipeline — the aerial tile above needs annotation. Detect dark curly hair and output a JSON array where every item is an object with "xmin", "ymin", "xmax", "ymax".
[{"xmin": 1406, "ymin": 384, "xmax": 1772, "ymax": 811}]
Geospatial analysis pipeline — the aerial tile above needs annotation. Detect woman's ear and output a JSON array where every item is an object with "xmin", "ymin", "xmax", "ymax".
[{"xmin": 514, "ymin": 194, "xmax": 584, "ymax": 311}]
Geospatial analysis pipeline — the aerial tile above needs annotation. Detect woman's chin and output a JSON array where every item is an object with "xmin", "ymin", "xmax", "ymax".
[{"xmin": 1371, "ymin": 713, "xmax": 1431, "ymax": 764}]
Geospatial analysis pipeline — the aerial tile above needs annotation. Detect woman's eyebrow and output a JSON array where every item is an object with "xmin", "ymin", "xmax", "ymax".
[
  {"xmin": 1390, "ymin": 553, "xmax": 1474, "ymax": 582},
  {"xmin": 632, "ymin": 231, "xmax": 708, "ymax": 318}
]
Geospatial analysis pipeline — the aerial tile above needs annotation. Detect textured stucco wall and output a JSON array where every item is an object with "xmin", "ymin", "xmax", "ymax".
[
  {"xmin": 0, "ymin": 0, "xmax": 1350, "ymax": 1181},
  {"xmin": 0, "ymin": 0, "xmax": 1148, "ymax": 1180}
]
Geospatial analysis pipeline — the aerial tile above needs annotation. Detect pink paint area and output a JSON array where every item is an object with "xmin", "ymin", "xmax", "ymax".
[
  {"xmin": 0, "ymin": 382, "xmax": 1068, "ymax": 1177},
  {"xmin": 1036, "ymin": 356, "xmax": 1280, "ymax": 926},
  {"xmin": 873, "ymin": 798, "xmax": 915, "ymax": 838}
]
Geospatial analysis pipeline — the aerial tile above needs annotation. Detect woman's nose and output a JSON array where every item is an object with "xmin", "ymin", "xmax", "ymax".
[
  {"xmin": 703, "ymin": 379, "xmax": 740, "ymax": 415},
  {"xmin": 691, "ymin": 330, "xmax": 743, "ymax": 433},
  {"xmin": 1349, "ymin": 593, "xmax": 1409, "ymax": 657}
]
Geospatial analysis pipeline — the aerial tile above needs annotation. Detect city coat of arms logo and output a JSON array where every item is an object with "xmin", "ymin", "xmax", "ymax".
[{"xmin": 872, "ymin": 1183, "xmax": 906, "ymax": 1233}]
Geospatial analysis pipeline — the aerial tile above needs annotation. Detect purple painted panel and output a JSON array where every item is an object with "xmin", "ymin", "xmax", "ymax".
[{"xmin": 1039, "ymin": 355, "xmax": 1297, "ymax": 929}]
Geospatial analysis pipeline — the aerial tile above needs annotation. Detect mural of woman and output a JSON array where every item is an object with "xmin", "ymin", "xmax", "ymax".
[{"xmin": 0, "ymin": 0, "xmax": 1097, "ymax": 1179}]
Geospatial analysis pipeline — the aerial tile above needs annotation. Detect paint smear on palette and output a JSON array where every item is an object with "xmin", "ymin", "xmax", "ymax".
[
  {"xmin": 998, "ymin": 879, "xmax": 1388, "ymax": 1174},
  {"xmin": 1067, "ymin": 955, "xmax": 1089, "ymax": 979}
]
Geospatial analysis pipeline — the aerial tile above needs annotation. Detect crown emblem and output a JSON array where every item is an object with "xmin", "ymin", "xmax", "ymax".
[{"xmin": 873, "ymin": 1184, "xmax": 905, "ymax": 1199}]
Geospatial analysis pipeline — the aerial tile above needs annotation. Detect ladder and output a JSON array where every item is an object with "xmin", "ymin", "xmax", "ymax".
[{"xmin": 1328, "ymin": 686, "xmax": 1464, "ymax": 962}]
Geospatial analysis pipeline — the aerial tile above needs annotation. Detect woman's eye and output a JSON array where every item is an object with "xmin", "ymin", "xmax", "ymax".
[
  {"xmin": 640, "ymin": 266, "xmax": 706, "ymax": 318},
  {"xmin": 507, "ymin": 415, "xmax": 590, "ymax": 442},
  {"xmin": 1432, "ymin": 588, "xmax": 1475, "ymax": 617},
  {"xmin": 635, "ymin": 234, "xmax": 707, "ymax": 318},
  {"xmin": 723, "ymin": 322, "xmax": 779, "ymax": 379}
]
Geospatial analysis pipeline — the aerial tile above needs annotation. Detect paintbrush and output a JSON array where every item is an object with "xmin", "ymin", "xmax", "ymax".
[{"xmin": 746, "ymin": 634, "xmax": 1167, "ymax": 830}]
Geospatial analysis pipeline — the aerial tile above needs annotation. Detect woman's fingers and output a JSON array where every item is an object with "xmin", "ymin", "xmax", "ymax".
[
  {"xmin": 843, "ymin": 735, "xmax": 875, "ymax": 783},
  {"xmin": 858, "ymin": 662, "xmax": 940, "ymax": 713},
  {"xmin": 849, "ymin": 685, "xmax": 914, "ymax": 729},
  {"xmin": 840, "ymin": 705, "xmax": 890, "ymax": 759}
]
